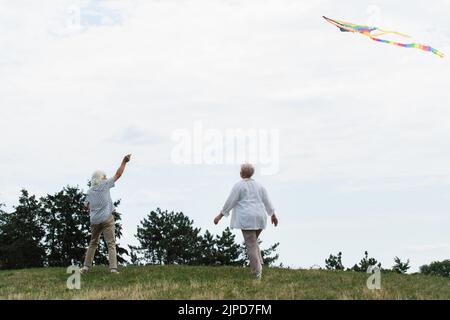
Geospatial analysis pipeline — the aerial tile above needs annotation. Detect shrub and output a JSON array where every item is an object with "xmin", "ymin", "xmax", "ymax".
[{"xmin": 420, "ymin": 260, "xmax": 450, "ymax": 277}]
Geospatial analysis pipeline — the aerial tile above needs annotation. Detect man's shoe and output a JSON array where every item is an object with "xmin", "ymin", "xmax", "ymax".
[{"xmin": 80, "ymin": 266, "xmax": 89, "ymax": 274}]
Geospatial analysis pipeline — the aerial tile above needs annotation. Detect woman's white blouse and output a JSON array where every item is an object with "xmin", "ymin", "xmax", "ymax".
[{"xmin": 221, "ymin": 178, "xmax": 275, "ymax": 230}]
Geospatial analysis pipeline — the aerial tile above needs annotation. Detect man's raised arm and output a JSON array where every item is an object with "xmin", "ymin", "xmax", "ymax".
[{"xmin": 114, "ymin": 154, "xmax": 132, "ymax": 182}]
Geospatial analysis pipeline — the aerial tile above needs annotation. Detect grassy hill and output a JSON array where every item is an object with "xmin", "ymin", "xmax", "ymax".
[{"xmin": 0, "ymin": 265, "xmax": 448, "ymax": 300}]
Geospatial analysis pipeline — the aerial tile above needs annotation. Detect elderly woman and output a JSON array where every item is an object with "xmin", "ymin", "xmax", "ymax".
[
  {"xmin": 214, "ymin": 163, "xmax": 278, "ymax": 278},
  {"xmin": 80, "ymin": 154, "xmax": 131, "ymax": 274}
]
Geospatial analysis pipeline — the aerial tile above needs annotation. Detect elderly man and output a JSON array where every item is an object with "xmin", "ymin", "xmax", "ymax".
[
  {"xmin": 81, "ymin": 154, "xmax": 131, "ymax": 274},
  {"xmin": 214, "ymin": 163, "xmax": 278, "ymax": 279}
]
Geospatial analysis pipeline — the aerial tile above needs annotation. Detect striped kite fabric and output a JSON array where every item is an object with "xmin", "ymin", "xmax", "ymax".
[{"xmin": 323, "ymin": 16, "xmax": 444, "ymax": 58}]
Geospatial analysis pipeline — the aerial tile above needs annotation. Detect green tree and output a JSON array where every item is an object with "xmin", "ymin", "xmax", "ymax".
[
  {"xmin": 128, "ymin": 245, "xmax": 143, "ymax": 265},
  {"xmin": 420, "ymin": 260, "xmax": 450, "ymax": 277},
  {"xmin": 261, "ymin": 242, "xmax": 280, "ymax": 266},
  {"xmin": 40, "ymin": 187, "xmax": 90, "ymax": 266},
  {"xmin": 197, "ymin": 230, "xmax": 218, "ymax": 265},
  {"xmin": 0, "ymin": 190, "xmax": 46, "ymax": 269},
  {"xmin": 214, "ymin": 228, "xmax": 244, "ymax": 265},
  {"xmin": 325, "ymin": 252, "xmax": 345, "ymax": 270},
  {"xmin": 135, "ymin": 208, "xmax": 202, "ymax": 265},
  {"xmin": 239, "ymin": 240, "xmax": 280, "ymax": 267},
  {"xmin": 392, "ymin": 256, "xmax": 410, "ymax": 274},
  {"xmin": 350, "ymin": 251, "xmax": 381, "ymax": 272},
  {"xmin": 135, "ymin": 209, "xmax": 280, "ymax": 267}
]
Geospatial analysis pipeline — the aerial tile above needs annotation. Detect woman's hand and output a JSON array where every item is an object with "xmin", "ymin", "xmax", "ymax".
[
  {"xmin": 214, "ymin": 213, "xmax": 224, "ymax": 225},
  {"xmin": 271, "ymin": 214, "xmax": 278, "ymax": 227}
]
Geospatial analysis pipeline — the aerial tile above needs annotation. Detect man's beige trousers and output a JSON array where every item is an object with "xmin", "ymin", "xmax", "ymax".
[
  {"xmin": 242, "ymin": 229, "xmax": 263, "ymax": 275},
  {"xmin": 83, "ymin": 214, "xmax": 117, "ymax": 270}
]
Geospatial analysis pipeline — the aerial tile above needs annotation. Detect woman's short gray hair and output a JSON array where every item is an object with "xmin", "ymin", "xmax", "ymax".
[
  {"xmin": 91, "ymin": 170, "xmax": 107, "ymax": 187},
  {"xmin": 240, "ymin": 163, "xmax": 255, "ymax": 178}
]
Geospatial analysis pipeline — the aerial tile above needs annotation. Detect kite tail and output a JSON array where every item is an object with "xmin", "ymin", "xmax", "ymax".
[
  {"xmin": 371, "ymin": 37, "xmax": 444, "ymax": 58},
  {"xmin": 371, "ymin": 29, "xmax": 410, "ymax": 38}
]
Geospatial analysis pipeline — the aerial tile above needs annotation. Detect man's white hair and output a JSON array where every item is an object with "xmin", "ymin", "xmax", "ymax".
[
  {"xmin": 91, "ymin": 170, "xmax": 107, "ymax": 187},
  {"xmin": 240, "ymin": 163, "xmax": 255, "ymax": 178}
]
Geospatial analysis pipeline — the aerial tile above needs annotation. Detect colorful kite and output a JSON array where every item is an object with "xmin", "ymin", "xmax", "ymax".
[{"xmin": 323, "ymin": 16, "xmax": 444, "ymax": 58}]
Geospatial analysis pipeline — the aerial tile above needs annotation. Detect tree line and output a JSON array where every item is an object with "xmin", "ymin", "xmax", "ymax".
[
  {"xmin": 0, "ymin": 187, "xmax": 279, "ymax": 270},
  {"xmin": 1, "ymin": 186, "xmax": 447, "ymax": 277},
  {"xmin": 324, "ymin": 251, "xmax": 449, "ymax": 277}
]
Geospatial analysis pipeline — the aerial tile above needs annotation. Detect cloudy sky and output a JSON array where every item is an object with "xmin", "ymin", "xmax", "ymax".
[{"xmin": 1, "ymin": 0, "xmax": 449, "ymax": 272}]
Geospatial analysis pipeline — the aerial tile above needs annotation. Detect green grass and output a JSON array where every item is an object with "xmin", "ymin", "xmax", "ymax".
[{"xmin": 0, "ymin": 265, "xmax": 448, "ymax": 300}]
